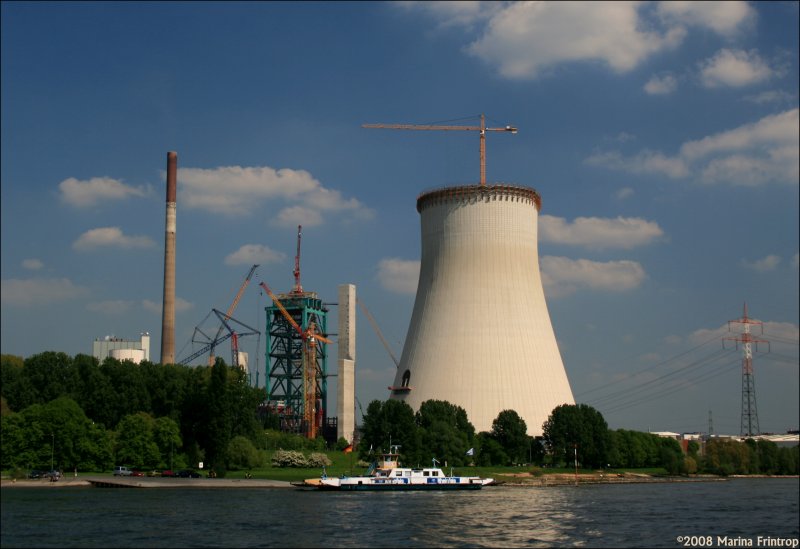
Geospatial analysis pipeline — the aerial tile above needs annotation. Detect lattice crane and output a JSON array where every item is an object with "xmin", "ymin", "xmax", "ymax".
[
  {"xmin": 209, "ymin": 264, "xmax": 259, "ymax": 366},
  {"xmin": 259, "ymin": 281, "xmax": 332, "ymax": 438},
  {"xmin": 363, "ymin": 114, "xmax": 517, "ymax": 186}
]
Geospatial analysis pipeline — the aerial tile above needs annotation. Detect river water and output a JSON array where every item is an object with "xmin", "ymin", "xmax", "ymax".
[{"xmin": 2, "ymin": 478, "xmax": 798, "ymax": 548}]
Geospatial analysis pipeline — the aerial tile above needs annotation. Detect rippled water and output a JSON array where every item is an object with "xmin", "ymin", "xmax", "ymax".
[{"xmin": 2, "ymin": 478, "xmax": 798, "ymax": 548}]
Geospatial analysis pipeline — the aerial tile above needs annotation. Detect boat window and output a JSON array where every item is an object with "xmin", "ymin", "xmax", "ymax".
[
  {"xmin": 432, "ymin": 471, "xmax": 439, "ymax": 476},
  {"xmin": 423, "ymin": 471, "xmax": 429, "ymax": 477}
]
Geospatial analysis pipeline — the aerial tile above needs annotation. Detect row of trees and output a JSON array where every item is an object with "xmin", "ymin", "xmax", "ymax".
[
  {"xmin": 358, "ymin": 399, "xmax": 799, "ymax": 475},
  {"xmin": 3, "ymin": 352, "xmax": 797, "ymax": 476},
  {"xmin": 1, "ymin": 352, "xmax": 266, "ymax": 476}
]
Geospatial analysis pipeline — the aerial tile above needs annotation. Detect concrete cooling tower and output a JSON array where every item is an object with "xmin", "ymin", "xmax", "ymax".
[{"xmin": 390, "ymin": 184, "xmax": 574, "ymax": 436}]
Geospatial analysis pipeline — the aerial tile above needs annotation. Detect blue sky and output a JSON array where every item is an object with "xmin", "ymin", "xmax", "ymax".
[{"xmin": 2, "ymin": 1, "xmax": 798, "ymax": 436}]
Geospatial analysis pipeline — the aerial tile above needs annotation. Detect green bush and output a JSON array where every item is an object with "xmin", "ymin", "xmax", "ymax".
[
  {"xmin": 307, "ymin": 452, "xmax": 332, "ymax": 467},
  {"xmin": 271, "ymin": 449, "xmax": 308, "ymax": 468}
]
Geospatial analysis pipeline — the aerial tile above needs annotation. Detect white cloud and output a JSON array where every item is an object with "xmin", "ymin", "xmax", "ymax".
[
  {"xmin": 540, "ymin": 215, "xmax": 664, "ymax": 250},
  {"xmin": 541, "ymin": 256, "xmax": 646, "ymax": 298},
  {"xmin": 744, "ymin": 90, "xmax": 795, "ymax": 105},
  {"xmin": 615, "ymin": 187, "xmax": 634, "ymax": 200},
  {"xmin": 585, "ymin": 150, "xmax": 689, "ymax": 179},
  {"xmin": 272, "ymin": 206, "xmax": 325, "ymax": 228},
  {"xmin": 59, "ymin": 176, "xmax": 149, "ymax": 207},
  {"xmin": 742, "ymin": 255, "xmax": 781, "ymax": 273},
  {"xmin": 177, "ymin": 165, "xmax": 375, "ymax": 223},
  {"xmin": 656, "ymin": 1, "xmax": 755, "ymax": 36},
  {"xmin": 378, "ymin": 258, "xmax": 420, "ymax": 295},
  {"xmin": 699, "ymin": 49, "xmax": 774, "ymax": 88},
  {"xmin": 73, "ymin": 227, "xmax": 156, "ymax": 251},
  {"xmin": 690, "ymin": 320, "xmax": 798, "ymax": 346},
  {"xmin": 86, "ymin": 300, "xmax": 135, "ymax": 315},
  {"xmin": 224, "ymin": 245, "xmax": 286, "ymax": 266},
  {"xmin": 467, "ymin": 2, "xmax": 685, "ymax": 80},
  {"xmin": 644, "ymin": 73, "xmax": 678, "ymax": 95},
  {"xmin": 22, "ymin": 259, "xmax": 43, "ymax": 270},
  {"xmin": 1, "ymin": 277, "xmax": 89, "ymax": 306},
  {"xmin": 142, "ymin": 297, "xmax": 193, "ymax": 314},
  {"xmin": 587, "ymin": 109, "xmax": 799, "ymax": 186}
]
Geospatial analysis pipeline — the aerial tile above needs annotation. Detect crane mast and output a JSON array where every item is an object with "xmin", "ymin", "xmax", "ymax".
[
  {"xmin": 292, "ymin": 225, "xmax": 303, "ymax": 295},
  {"xmin": 363, "ymin": 114, "xmax": 517, "ymax": 186}
]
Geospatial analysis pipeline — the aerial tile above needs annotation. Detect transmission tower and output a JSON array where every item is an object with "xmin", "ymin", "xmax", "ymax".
[{"xmin": 723, "ymin": 303, "xmax": 769, "ymax": 437}]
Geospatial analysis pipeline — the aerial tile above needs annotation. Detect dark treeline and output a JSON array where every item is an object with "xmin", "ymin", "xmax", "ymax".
[
  {"xmin": 3, "ymin": 353, "xmax": 797, "ymax": 477},
  {"xmin": 1, "ymin": 352, "xmax": 267, "ymax": 476},
  {"xmin": 358, "ymin": 400, "xmax": 798, "ymax": 475}
]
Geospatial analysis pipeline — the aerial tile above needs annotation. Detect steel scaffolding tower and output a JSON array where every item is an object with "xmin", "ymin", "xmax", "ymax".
[{"xmin": 265, "ymin": 291, "xmax": 328, "ymax": 435}]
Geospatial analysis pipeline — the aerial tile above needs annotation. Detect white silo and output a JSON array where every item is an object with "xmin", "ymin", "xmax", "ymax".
[{"xmin": 390, "ymin": 184, "xmax": 574, "ymax": 435}]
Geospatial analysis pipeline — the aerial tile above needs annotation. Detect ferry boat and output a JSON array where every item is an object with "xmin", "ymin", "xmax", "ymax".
[{"xmin": 308, "ymin": 449, "xmax": 494, "ymax": 491}]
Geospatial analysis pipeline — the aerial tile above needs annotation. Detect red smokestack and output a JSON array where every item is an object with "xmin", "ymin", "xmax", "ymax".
[{"xmin": 160, "ymin": 151, "xmax": 177, "ymax": 364}]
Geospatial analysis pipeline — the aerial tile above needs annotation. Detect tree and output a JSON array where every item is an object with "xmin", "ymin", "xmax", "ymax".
[
  {"xmin": 416, "ymin": 400, "xmax": 475, "ymax": 466},
  {"xmin": 115, "ymin": 412, "xmax": 161, "ymax": 469},
  {"xmin": 358, "ymin": 399, "xmax": 419, "ymax": 464},
  {"xmin": 542, "ymin": 404, "xmax": 611, "ymax": 469},
  {"xmin": 204, "ymin": 359, "xmax": 233, "ymax": 476},
  {"xmin": 227, "ymin": 435, "xmax": 262, "ymax": 470},
  {"xmin": 490, "ymin": 410, "xmax": 529, "ymax": 464}
]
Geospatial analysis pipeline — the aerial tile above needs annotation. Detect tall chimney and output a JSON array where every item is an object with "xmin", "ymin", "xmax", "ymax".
[{"xmin": 160, "ymin": 151, "xmax": 177, "ymax": 364}]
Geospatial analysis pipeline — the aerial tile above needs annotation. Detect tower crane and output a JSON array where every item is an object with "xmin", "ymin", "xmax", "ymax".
[
  {"xmin": 209, "ymin": 264, "xmax": 259, "ymax": 366},
  {"xmin": 357, "ymin": 297, "xmax": 399, "ymax": 369},
  {"xmin": 292, "ymin": 225, "xmax": 303, "ymax": 295},
  {"xmin": 259, "ymin": 281, "xmax": 332, "ymax": 439},
  {"xmin": 363, "ymin": 114, "xmax": 517, "ymax": 186}
]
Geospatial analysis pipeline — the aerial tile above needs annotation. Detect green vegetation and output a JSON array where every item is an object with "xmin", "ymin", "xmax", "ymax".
[{"xmin": 2, "ymin": 353, "xmax": 797, "ymax": 479}]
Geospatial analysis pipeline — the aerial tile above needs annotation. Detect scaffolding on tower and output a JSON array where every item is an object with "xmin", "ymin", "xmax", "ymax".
[{"xmin": 261, "ymin": 226, "xmax": 331, "ymax": 438}]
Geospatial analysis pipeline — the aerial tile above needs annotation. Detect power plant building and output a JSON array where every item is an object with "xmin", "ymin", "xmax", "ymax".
[
  {"xmin": 93, "ymin": 332, "xmax": 150, "ymax": 364},
  {"xmin": 390, "ymin": 184, "xmax": 575, "ymax": 435}
]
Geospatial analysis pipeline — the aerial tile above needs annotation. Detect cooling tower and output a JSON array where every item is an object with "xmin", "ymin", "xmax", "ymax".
[
  {"xmin": 390, "ymin": 184, "xmax": 574, "ymax": 436},
  {"xmin": 160, "ymin": 151, "xmax": 177, "ymax": 365}
]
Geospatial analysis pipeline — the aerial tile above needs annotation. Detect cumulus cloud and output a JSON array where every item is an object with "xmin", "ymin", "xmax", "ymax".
[
  {"xmin": 540, "ymin": 256, "xmax": 646, "ymax": 298},
  {"xmin": 59, "ymin": 177, "xmax": 149, "ymax": 207},
  {"xmin": 86, "ymin": 300, "xmax": 135, "ymax": 315},
  {"xmin": 690, "ymin": 320, "xmax": 798, "ymax": 346},
  {"xmin": 540, "ymin": 215, "xmax": 664, "ymax": 250},
  {"xmin": 273, "ymin": 206, "xmax": 325, "ymax": 228},
  {"xmin": 467, "ymin": 2, "xmax": 685, "ymax": 79},
  {"xmin": 22, "ymin": 259, "xmax": 43, "ymax": 270},
  {"xmin": 698, "ymin": 49, "xmax": 774, "ymax": 88},
  {"xmin": 644, "ymin": 73, "xmax": 678, "ymax": 95},
  {"xmin": 224, "ymin": 245, "xmax": 286, "ymax": 266},
  {"xmin": 744, "ymin": 90, "xmax": 795, "ymax": 105},
  {"xmin": 378, "ymin": 258, "xmax": 420, "ymax": 295},
  {"xmin": 742, "ymin": 255, "xmax": 781, "ymax": 273},
  {"xmin": 73, "ymin": 227, "xmax": 156, "ymax": 251},
  {"xmin": 142, "ymin": 297, "xmax": 193, "ymax": 314},
  {"xmin": 586, "ymin": 108, "xmax": 799, "ymax": 186},
  {"xmin": 1, "ymin": 277, "xmax": 89, "ymax": 306},
  {"xmin": 656, "ymin": 0, "xmax": 755, "ymax": 36},
  {"xmin": 177, "ymin": 165, "xmax": 375, "ymax": 224}
]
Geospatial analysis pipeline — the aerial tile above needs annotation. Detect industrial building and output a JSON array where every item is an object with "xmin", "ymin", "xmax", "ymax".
[
  {"xmin": 92, "ymin": 332, "xmax": 150, "ymax": 364},
  {"xmin": 390, "ymin": 183, "xmax": 575, "ymax": 435}
]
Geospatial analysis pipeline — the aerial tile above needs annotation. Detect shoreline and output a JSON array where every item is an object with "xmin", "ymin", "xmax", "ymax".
[{"xmin": 2, "ymin": 473, "xmax": 796, "ymax": 489}]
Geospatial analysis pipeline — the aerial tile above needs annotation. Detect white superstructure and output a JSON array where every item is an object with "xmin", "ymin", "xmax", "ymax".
[{"xmin": 390, "ymin": 184, "xmax": 574, "ymax": 435}]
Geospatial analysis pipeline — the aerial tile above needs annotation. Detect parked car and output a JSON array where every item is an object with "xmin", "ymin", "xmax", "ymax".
[
  {"xmin": 160, "ymin": 469, "xmax": 176, "ymax": 477},
  {"xmin": 146, "ymin": 470, "xmax": 160, "ymax": 477},
  {"xmin": 27, "ymin": 470, "xmax": 44, "ymax": 479},
  {"xmin": 176, "ymin": 469, "xmax": 201, "ymax": 478},
  {"xmin": 44, "ymin": 470, "xmax": 61, "ymax": 481},
  {"xmin": 130, "ymin": 469, "xmax": 144, "ymax": 477},
  {"xmin": 113, "ymin": 466, "xmax": 132, "ymax": 476}
]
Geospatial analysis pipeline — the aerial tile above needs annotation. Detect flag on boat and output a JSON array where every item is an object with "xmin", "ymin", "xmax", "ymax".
[{"xmin": 466, "ymin": 448, "xmax": 474, "ymax": 456}]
